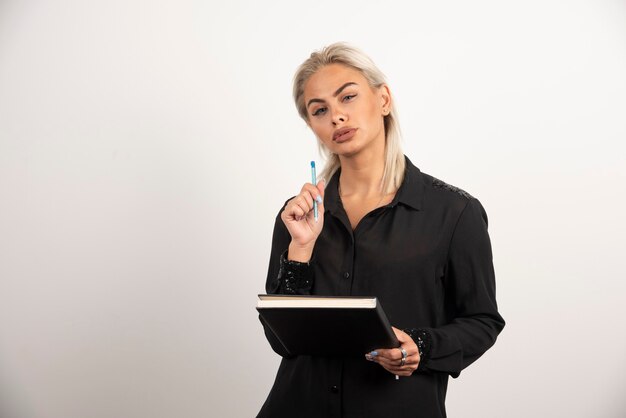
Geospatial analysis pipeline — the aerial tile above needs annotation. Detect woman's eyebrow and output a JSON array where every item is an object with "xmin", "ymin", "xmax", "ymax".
[{"xmin": 307, "ymin": 82, "xmax": 358, "ymax": 109}]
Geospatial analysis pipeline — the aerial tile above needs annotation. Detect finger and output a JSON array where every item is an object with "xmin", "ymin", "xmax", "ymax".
[
  {"xmin": 296, "ymin": 191, "xmax": 315, "ymax": 213},
  {"xmin": 371, "ymin": 347, "xmax": 418, "ymax": 366},
  {"xmin": 401, "ymin": 345, "xmax": 418, "ymax": 357},
  {"xmin": 382, "ymin": 359, "xmax": 418, "ymax": 373},
  {"xmin": 287, "ymin": 195, "xmax": 314, "ymax": 219},
  {"xmin": 288, "ymin": 197, "xmax": 308, "ymax": 216},
  {"xmin": 393, "ymin": 369, "xmax": 415, "ymax": 377},
  {"xmin": 295, "ymin": 199, "xmax": 312, "ymax": 217},
  {"xmin": 365, "ymin": 352, "xmax": 417, "ymax": 374},
  {"xmin": 300, "ymin": 184, "xmax": 324, "ymax": 224},
  {"xmin": 375, "ymin": 354, "xmax": 407, "ymax": 367},
  {"xmin": 376, "ymin": 355, "xmax": 419, "ymax": 369},
  {"xmin": 373, "ymin": 347, "xmax": 402, "ymax": 362},
  {"xmin": 376, "ymin": 362, "xmax": 415, "ymax": 377},
  {"xmin": 381, "ymin": 365, "xmax": 414, "ymax": 376},
  {"xmin": 302, "ymin": 183, "xmax": 323, "ymax": 207},
  {"xmin": 283, "ymin": 199, "xmax": 306, "ymax": 221},
  {"xmin": 316, "ymin": 180, "xmax": 326, "ymax": 200}
]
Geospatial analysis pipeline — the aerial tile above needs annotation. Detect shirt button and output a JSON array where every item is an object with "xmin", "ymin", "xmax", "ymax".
[
  {"xmin": 343, "ymin": 272, "xmax": 350, "ymax": 279},
  {"xmin": 331, "ymin": 385, "xmax": 339, "ymax": 393}
]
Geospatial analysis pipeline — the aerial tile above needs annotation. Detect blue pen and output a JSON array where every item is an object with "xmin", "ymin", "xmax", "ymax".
[{"xmin": 311, "ymin": 161, "xmax": 318, "ymax": 222}]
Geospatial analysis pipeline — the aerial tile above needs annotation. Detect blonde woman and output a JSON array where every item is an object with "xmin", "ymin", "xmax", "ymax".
[{"xmin": 257, "ymin": 42, "xmax": 505, "ymax": 418}]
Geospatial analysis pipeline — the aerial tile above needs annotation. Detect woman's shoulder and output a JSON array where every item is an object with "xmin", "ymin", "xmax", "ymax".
[
  {"xmin": 422, "ymin": 172, "xmax": 475, "ymax": 200},
  {"xmin": 416, "ymin": 170, "xmax": 488, "ymax": 226},
  {"xmin": 415, "ymin": 168, "xmax": 477, "ymax": 210},
  {"xmin": 403, "ymin": 157, "xmax": 476, "ymax": 204}
]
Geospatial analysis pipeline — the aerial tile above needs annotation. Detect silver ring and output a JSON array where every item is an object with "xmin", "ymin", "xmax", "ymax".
[{"xmin": 399, "ymin": 347, "xmax": 407, "ymax": 366}]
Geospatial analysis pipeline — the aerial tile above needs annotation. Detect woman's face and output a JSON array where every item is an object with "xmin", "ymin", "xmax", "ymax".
[{"xmin": 303, "ymin": 64, "xmax": 391, "ymax": 158}]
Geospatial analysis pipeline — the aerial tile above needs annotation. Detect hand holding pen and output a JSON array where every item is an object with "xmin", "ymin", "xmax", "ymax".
[{"xmin": 281, "ymin": 161, "xmax": 325, "ymax": 263}]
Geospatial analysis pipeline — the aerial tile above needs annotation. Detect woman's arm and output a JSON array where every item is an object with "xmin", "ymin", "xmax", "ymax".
[
  {"xmin": 265, "ymin": 206, "xmax": 315, "ymax": 296},
  {"xmin": 259, "ymin": 182, "xmax": 325, "ymax": 357},
  {"xmin": 417, "ymin": 197, "xmax": 505, "ymax": 378},
  {"xmin": 258, "ymin": 207, "xmax": 302, "ymax": 358}
]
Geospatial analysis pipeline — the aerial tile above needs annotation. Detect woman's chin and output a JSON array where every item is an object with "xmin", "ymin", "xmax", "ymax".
[
  {"xmin": 333, "ymin": 146, "xmax": 360, "ymax": 158},
  {"xmin": 333, "ymin": 139, "xmax": 381, "ymax": 159},
  {"xmin": 329, "ymin": 139, "xmax": 362, "ymax": 156}
]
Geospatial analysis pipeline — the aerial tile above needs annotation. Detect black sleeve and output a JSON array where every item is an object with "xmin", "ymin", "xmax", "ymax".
[
  {"xmin": 402, "ymin": 328, "xmax": 432, "ymax": 372},
  {"xmin": 419, "ymin": 197, "xmax": 506, "ymax": 378},
  {"xmin": 258, "ymin": 203, "xmax": 315, "ymax": 357}
]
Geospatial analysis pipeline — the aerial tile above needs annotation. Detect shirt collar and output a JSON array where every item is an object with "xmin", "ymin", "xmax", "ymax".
[
  {"xmin": 323, "ymin": 155, "xmax": 424, "ymax": 215},
  {"xmin": 393, "ymin": 156, "xmax": 424, "ymax": 211}
]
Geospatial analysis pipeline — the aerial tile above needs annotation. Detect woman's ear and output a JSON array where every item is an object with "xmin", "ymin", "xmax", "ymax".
[{"xmin": 379, "ymin": 84, "xmax": 392, "ymax": 112}]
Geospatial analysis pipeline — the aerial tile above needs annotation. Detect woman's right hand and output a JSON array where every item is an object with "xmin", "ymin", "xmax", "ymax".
[{"xmin": 280, "ymin": 181, "xmax": 325, "ymax": 262}]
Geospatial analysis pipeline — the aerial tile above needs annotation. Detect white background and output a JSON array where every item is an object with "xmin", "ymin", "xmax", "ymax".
[{"xmin": 1, "ymin": 1, "xmax": 625, "ymax": 417}]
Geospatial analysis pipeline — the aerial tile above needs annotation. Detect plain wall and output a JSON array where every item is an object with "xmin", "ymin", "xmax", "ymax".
[{"xmin": 1, "ymin": 0, "xmax": 625, "ymax": 417}]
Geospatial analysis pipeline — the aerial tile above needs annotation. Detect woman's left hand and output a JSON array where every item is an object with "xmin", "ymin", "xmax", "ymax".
[{"xmin": 365, "ymin": 327, "xmax": 420, "ymax": 377}]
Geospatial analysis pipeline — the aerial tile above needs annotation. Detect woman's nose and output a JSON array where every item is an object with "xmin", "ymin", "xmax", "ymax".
[{"xmin": 331, "ymin": 107, "xmax": 346, "ymax": 125}]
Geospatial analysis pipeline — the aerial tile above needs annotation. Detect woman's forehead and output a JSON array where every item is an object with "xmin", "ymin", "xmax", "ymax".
[{"xmin": 303, "ymin": 64, "xmax": 367, "ymax": 98}]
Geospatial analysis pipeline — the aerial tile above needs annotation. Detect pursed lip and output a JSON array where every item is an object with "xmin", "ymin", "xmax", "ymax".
[{"xmin": 333, "ymin": 127, "xmax": 356, "ymax": 140}]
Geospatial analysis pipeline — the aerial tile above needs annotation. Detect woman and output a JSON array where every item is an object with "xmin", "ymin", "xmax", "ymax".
[{"xmin": 257, "ymin": 42, "xmax": 505, "ymax": 418}]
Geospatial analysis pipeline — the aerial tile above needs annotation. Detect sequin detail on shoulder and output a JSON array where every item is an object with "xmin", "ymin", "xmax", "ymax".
[{"xmin": 431, "ymin": 177, "xmax": 474, "ymax": 199}]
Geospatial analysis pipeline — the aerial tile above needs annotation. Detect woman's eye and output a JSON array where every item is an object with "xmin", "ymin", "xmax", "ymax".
[
  {"xmin": 312, "ymin": 107, "xmax": 327, "ymax": 116},
  {"xmin": 343, "ymin": 94, "xmax": 356, "ymax": 101}
]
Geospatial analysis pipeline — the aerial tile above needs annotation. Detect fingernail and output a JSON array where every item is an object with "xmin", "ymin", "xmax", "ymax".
[
  {"xmin": 369, "ymin": 351, "xmax": 378, "ymax": 357},
  {"xmin": 365, "ymin": 354, "xmax": 373, "ymax": 361},
  {"xmin": 316, "ymin": 195, "xmax": 323, "ymax": 203}
]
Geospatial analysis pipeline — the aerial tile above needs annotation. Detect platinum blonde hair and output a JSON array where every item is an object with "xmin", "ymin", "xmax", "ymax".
[{"xmin": 292, "ymin": 42, "xmax": 405, "ymax": 194}]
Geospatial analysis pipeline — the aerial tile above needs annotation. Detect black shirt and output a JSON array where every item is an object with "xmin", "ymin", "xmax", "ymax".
[{"xmin": 257, "ymin": 156, "xmax": 505, "ymax": 418}]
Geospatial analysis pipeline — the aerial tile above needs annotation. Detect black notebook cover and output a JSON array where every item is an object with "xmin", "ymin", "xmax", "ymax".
[{"xmin": 257, "ymin": 295, "xmax": 399, "ymax": 356}]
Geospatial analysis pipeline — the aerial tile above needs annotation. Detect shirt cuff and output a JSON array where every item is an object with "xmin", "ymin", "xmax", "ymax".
[
  {"xmin": 278, "ymin": 250, "xmax": 314, "ymax": 294},
  {"xmin": 403, "ymin": 328, "xmax": 432, "ymax": 371}
]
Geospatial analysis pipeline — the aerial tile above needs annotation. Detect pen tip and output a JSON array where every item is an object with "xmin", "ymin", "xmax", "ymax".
[{"xmin": 310, "ymin": 161, "xmax": 315, "ymax": 168}]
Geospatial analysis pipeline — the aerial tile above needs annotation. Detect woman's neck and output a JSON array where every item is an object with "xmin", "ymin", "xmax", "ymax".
[{"xmin": 338, "ymin": 148, "xmax": 386, "ymax": 198}]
